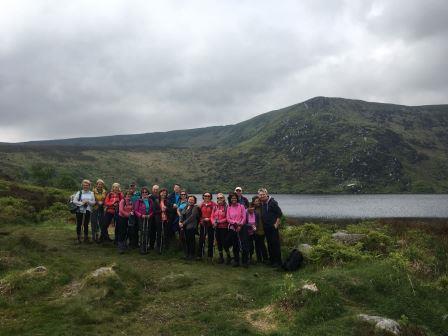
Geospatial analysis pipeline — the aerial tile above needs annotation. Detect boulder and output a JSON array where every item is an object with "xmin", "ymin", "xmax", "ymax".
[
  {"xmin": 302, "ymin": 282, "xmax": 319, "ymax": 292},
  {"xmin": 358, "ymin": 314, "xmax": 401, "ymax": 335},
  {"xmin": 332, "ymin": 231, "xmax": 366, "ymax": 244},
  {"xmin": 298, "ymin": 243, "xmax": 313, "ymax": 255},
  {"xmin": 25, "ymin": 266, "xmax": 48, "ymax": 275}
]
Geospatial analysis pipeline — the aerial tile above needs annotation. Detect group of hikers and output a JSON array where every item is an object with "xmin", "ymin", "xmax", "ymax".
[{"xmin": 70, "ymin": 180, "xmax": 283, "ymax": 268}]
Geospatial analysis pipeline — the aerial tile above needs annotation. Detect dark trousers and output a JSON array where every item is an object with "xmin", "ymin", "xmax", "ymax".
[
  {"xmin": 139, "ymin": 217, "xmax": 151, "ymax": 254},
  {"xmin": 90, "ymin": 207, "xmax": 103, "ymax": 240},
  {"xmin": 76, "ymin": 211, "xmax": 90, "ymax": 237},
  {"xmin": 185, "ymin": 228, "xmax": 196, "ymax": 258},
  {"xmin": 149, "ymin": 216, "xmax": 159, "ymax": 249},
  {"xmin": 254, "ymin": 234, "xmax": 269, "ymax": 262},
  {"xmin": 101, "ymin": 212, "xmax": 116, "ymax": 240},
  {"xmin": 127, "ymin": 215, "xmax": 139, "ymax": 248},
  {"xmin": 239, "ymin": 226, "xmax": 251, "ymax": 265},
  {"xmin": 198, "ymin": 225, "xmax": 215, "ymax": 258},
  {"xmin": 215, "ymin": 227, "xmax": 230, "ymax": 256},
  {"xmin": 116, "ymin": 216, "xmax": 129, "ymax": 248},
  {"xmin": 150, "ymin": 217, "xmax": 169, "ymax": 253},
  {"xmin": 265, "ymin": 226, "xmax": 282, "ymax": 265},
  {"xmin": 227, "ymin": 230, "xmax": 241, "ymax": 263}
]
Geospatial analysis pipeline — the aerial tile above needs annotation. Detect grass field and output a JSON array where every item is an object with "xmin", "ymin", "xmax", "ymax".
[{"xmin": 1, "ymin": 214, "xmax": 447, "ymax": 336}]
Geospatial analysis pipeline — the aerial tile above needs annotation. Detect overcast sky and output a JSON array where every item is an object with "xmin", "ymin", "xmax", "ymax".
[{"xmin": 0, "ymin": 0, "xmax": 447, "ymax": 142}]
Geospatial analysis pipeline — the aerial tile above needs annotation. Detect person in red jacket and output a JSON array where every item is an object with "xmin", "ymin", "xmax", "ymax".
[
  {"xmin": 198, "ymin": 192, "xmax": 216, "ymax": 261},
  {"xmin": 117, "ymin": 190, "xmax": 134, "ymax": 254},
  {"xmin": 133, "ymin": 186, "xmax": 154, "ymax": 255},
  {"xmin": 211, "ymin": 193, "xmax": 230, "ymax": 264},
  {"xmin": 100, "ymin": 182, "xmax": 123, "ymax": 243}
]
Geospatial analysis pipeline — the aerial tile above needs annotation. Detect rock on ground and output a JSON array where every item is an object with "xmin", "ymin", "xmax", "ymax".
[
  {"xmin": 332, "ymin": 231, "xmax": 366, "ymax": 244},
  {"xmin": 358, "ymin": 314, "xmax": 401, "ymax": 335},
  {"xmin": 302, "ymin": 282, "xmax": 319, "ymax": 292}
]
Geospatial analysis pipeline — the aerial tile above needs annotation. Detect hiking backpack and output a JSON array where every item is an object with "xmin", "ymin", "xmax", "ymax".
[{"xmin": 282, "ymin": 249, "xmax": 304, "ymax": 272}]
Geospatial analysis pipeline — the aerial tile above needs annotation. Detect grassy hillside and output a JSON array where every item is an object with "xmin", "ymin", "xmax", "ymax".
[
  {"xmin": 2, "ymin": 97, "xmax": 448, "ymax": 193},
  {"xmin": 0, "ymin": 183, "xmax": 447, "ymax": 335}
]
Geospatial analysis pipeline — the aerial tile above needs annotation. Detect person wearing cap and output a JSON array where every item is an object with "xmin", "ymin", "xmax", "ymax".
[
  {"xmin": 258, "ymin": 188, "xmax": 283, "ymax": 268},
  {"xmin": 235, "ymin": 187, "xmax": 249, "ymax": 208},
  {"xmin": 91, "ymin": 179, "xmax": 107, "ymax": 243}
]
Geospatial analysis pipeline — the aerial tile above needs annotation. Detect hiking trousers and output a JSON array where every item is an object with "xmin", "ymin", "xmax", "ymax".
[
  {"xmin": 265, "ymin": 226, "xmax": 282, "ymax": 265},
  {"xmin": 198, "ymin": 225, "xmax": 215, "ymax": 258},
  {"xmin": 76, "ymin": 211, "xmax": 90, "ymax": 238}
]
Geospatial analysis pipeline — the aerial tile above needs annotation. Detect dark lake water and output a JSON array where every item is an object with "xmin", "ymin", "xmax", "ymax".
[{"xmin": 194, "ymin": 194, "xmax": 448, "ymax": 219}]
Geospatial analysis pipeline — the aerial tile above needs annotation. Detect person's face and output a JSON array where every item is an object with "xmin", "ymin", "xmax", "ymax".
[
  {"xmin": 174, "ymin": 185, "xmax": 181, "ymax": 193},
  {"xmin": 126, "ymin": 193, "xmax": 132, "ymax": 200},
  {"xmin": 231, "ymin": 196, "xmax": 238, "ymax": 204},
  {"xmin": 258, "ymin": 192, "xmax": 268, "ymax": 202},
  {"xmin": 112, "ymin": 186, "xmax": 119, "ymax": 193},
  {"xmin": 248, "ymin": 206, "xmax": 254, "ymax": 213},
  {"xmin": 236, "ymin": 189, "xmax": 242, "ymax": 196},
  {"xmin": 142, "ymin": 189, "xmax": 149, "ymax": 198},
  {"xmin": 96, "ymin": 182, "xmax": 103, "ymax": 190},
  {"xmin": 253, "ymin": 198, "xmax": 260, "ymax": 206},
  {"xmin": 82, "ymin": 182, "xmax": 90, "ymax": 190},
  {"xmin": 188, "ymin": 196, "xmax": 195, "ymax": 206},
  {"xmin": 160, "ymin": 190, "xmax": 167, "ymax": 198},
  {"xmin": 152, "ymin": 187, "xmax": 159, "ymax": 195},
  {"xmin": 217, "ymin": 195, "xmax": 225, "ymax": 204},
  {"xmin": 180, "ymin": 192, "xmax": 187, "ymax": 200},
  {"xmin": 129, "ymin": 185, "xmax": 136, "ymax": 193},
  {"xmin": 203, "ymin": 194, "xmax": 211, "ymax": 202}
]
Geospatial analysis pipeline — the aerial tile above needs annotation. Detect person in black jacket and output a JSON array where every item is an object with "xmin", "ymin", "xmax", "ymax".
[
  {"xmin": 179, "ymin": 195, "xmax": 200, "ymax": 260},
  {"xmin": 258, "ymin": 188, "xmax": 283, "ymax": 268}
]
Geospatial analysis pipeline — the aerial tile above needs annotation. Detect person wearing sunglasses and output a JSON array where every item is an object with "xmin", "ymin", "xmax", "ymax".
[
  {"xmin": 198, "ymin": 192, "xmax": 216, "ymax": 261},
  {"xmin": 211, "ymin": 193, "xmax": 230, "ymax": 264}
]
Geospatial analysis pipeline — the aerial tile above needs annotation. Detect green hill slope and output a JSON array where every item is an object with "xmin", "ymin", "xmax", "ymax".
[{"xmin": 2, "ymin": 97, "xmax": 448, "ymax": 193}]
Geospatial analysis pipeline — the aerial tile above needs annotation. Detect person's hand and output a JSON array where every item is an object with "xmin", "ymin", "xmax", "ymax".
[
  {"xmin": 173, "ymin": 204, "xmax": 178, "ymax": 209},
  {"xmin": 236, "ymin": 226, "xmax": 241, "ymax": 232},
  {"xmin": 179, "ymin": 222, "xmax": 183, "ymax": 228},
  {"xmin": 274, "ymin": 220, "xmax": 280, "ymax": 229},
  {"xmin": 252, "ymin": 225, "xmax": 257, "ymax": 231}
]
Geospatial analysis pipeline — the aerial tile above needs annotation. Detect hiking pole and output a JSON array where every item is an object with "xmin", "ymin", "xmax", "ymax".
[{"xmin": 159, "ymin": 220, "xmax": 164, "ymax": 254}]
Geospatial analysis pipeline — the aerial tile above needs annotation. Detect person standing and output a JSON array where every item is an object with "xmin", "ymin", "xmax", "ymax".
[
  {"xmin": 134, "ymin": 187, "xmax": 154, "ymax": 254},
  {"xmin": 128, "ymin": 182, "xmax": 140, "ymax": 249},
  {"xmin": 258, "ymin": 188, "xmax": 283, "ymax": 268},
  {"xmin": 117, "ymin": 190, "xmax": 134, "ymax": 253},
  {"xmin": 72, "ymin": 180, "xmax": 96, "ymax": 244},
  {"xmin": 252, "ymin": 195, "xmax": 268, "ymax": 264},
  {"xmin": 149, "ymin": 185, "xmax": 161, "ymax": 251},
  {"xmin": 91, "ymin": 179, "xmax": 107, "ymax": 243},
  {"xmin": 101, "ymin": 183, "xmax": 123, "ymax": 243},
  {"xmin": 198, "ymin": 192, "xmax": 216, "ymax": 261},
  {"xmin": 226, "ymin": 192, "xmax": 246, "ymax": 267},
  {"xmin": 244, "ymin": 202, "xmax": 257, "ymax": 266},
  {"xmin": 179, "ymin": 195, "xmax": 200, "ymax": 260},
  {"xmin": 156, "ymin": 188, "xmax": 172, "ymax": 253},
  {"xmin": 211, "ymin": 193, "xmax": 230, "ymax": 264},
  {"xmin": 167, "ymin": 184, "xmax": 181, "ymax": 244},
  {"xmin": 234, "ymin": 187, "xmax": 249, "ymax": 208}
]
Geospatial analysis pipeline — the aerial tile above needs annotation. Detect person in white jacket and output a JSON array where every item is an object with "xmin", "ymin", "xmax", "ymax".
[{"xmin": 72, "ymin": 179, "xmax": 96, "ymax": 243}]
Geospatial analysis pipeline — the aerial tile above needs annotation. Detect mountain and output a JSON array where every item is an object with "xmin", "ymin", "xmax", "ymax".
[{"xmin": 2, "ymin": 96, "xmax": 448, "ymax": 193}]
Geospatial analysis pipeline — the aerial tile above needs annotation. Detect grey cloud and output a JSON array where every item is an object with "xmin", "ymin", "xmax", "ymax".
[{"xmin": 0, "ymin": 0, "xmax": 447, "ymax": 142}]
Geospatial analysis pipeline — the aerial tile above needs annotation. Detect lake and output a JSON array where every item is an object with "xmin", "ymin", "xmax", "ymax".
[{"xmin": 194, "ymin": 194, "xmax": 448, "ymax": 219}]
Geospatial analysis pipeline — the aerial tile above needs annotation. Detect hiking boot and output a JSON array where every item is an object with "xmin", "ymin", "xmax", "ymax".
[
  {"xmin": 83, "ymin": 236, "xmax": 90, "ymax": 244},
  {"xmin": 218, "ymin": 255, "xmax": 225, "ymax": 264},
  {"xmin": 76, "ymin": 236, "xmax": 82, "ymax": 244},
  {"xmin": 232, "ymin": 261, "xmax": 240, "ymax": 267},
  {"xmin": 226, "ymin": 255, "xmax": 232, "ymax": 265},
  {"xmin": 242, "ymin": 262, "xmax": 249, "ymax": 268}
]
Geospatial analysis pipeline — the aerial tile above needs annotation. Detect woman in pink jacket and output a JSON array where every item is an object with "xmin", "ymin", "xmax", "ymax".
[
  {"xmin": 211, "ymin": 193, "xmax": 230, "ymax": 264},
  {"xmin": 117, "ymin": 190, "xmax": 134, "ymax": 254},
  {"xmin": 133, "ymin": 187, "xmax": 154, "ymax": 255},
  {"xmin": 226, "ymin": 192, "xmax": 246, "ymax": 267}
]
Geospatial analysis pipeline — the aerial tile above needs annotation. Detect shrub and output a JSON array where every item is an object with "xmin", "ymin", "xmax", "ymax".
[
  {"xmin": 0, "ymin": 197, "xmax": 36, "ymax": 224},
  {"xmin": 309, "ymin": 236, "xmax": 366, "ymax": 265},
  {"xmin": 361, "ymin": 231, "xmax": 394, "ymax": 255}
]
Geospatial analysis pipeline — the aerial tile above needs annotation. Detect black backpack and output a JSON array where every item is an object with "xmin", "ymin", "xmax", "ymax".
[
  {"xmin": 68, "ymin": 190, "xmax": 82, "ymax": 214},
  {"xmin": 282, "ymin": 249, "xmax": 304, "ymax": 271}
]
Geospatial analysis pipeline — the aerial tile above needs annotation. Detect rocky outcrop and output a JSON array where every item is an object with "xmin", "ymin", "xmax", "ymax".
[{"xmin": 358, "ymin": 314, "xmax": 401, "ymax": 335}]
